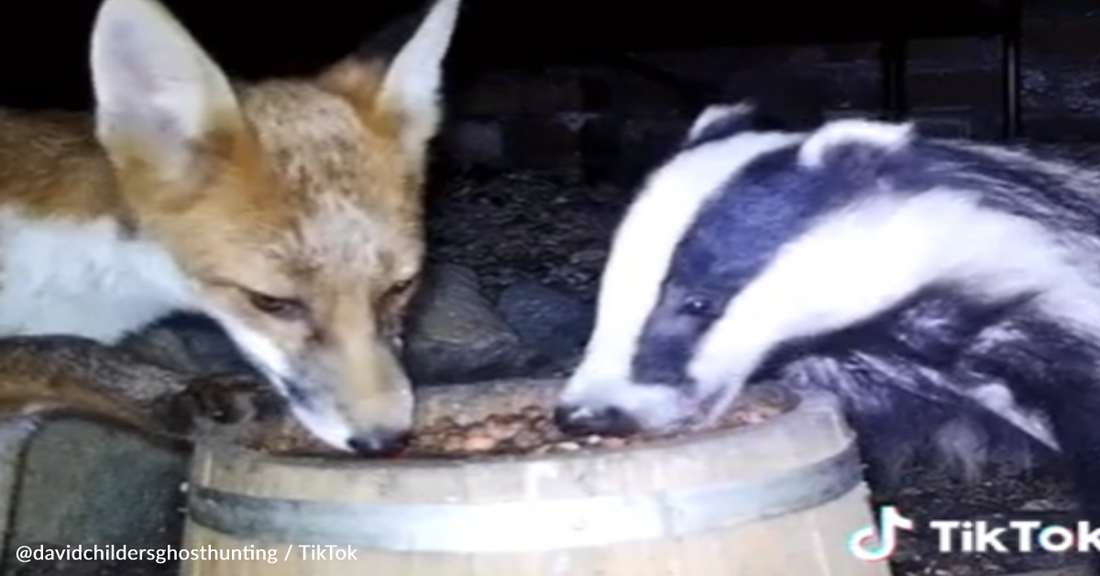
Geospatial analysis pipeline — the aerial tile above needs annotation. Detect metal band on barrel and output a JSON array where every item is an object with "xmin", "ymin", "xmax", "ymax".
[{"xmin": 187, "ymin": 443, "xmax": 863, "ymax": 552}]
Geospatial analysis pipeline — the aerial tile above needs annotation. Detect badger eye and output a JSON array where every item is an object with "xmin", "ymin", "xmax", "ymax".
[
  {"xmin": 244, "ymin": 290, "xmax": 307, "ymax": 321},
  {"xmin": 679, "ymin": 296, "xmax": 713, "ymax": 317}
]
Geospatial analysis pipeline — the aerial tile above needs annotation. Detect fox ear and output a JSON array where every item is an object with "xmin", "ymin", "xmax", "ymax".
[
  {"xmin": 90, "ymin": 0, "xmax": 244, "ymax": 183},
  {"xmin": 317, "ymin": 0, "xmax": 462, "ymax": 171}
]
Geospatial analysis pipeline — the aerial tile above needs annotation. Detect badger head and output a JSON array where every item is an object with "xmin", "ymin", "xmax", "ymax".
[{"xmin": 554, "ymin": 102, "xmax": 1069, "ymax": 437}]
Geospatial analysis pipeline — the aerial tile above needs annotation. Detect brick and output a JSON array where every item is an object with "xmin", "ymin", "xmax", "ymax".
[
  {"xmin": 915, "ymin": 117, "xmax": 973, "ymax": 139},
  {"xmin": 823, "ymin": 108, "xmax": 878, "ymax": 121},
  {"xmin": 707, "ymin": 67, "xmax": 881, "ymax": 111},
  {"xmin": 1024, "ymin": 114, "xmax": 1100, "ymax": 141},
  {"xmin": 581, "ymin": 68, "xmax": 688, "ymax": 113},
  {"xmin": 911, "ymin": 111, "xmax": 975, "ymax": 139},
  {"xmin": 908, "ymin": 37, "xmax": 998, "ymax": 71},
  {"xmin": 908, "ymin": 69, "xmax": 1001, "ymax": 108},
  {"xmin": 502, "ymin": 115, "xmax": 581, "ymax": 169},
  {"xmin": 441, "ymin": 119, "xmax": 505, "ymax": 167},
  {"xmin": 621, "ymin": 117, "xmax": 689, "ymax": 158},
  {"xmin": 638, "ymin": 46, "xmax": 813, "ymax": 82},
  {"xmin": 578, "ymin": 114, "xmax": 620, "ymax": 166},
  {"xmin": 816, "ymin": 70, "xmax": 882, "ymax": 110},
  {"xmin": 912, "ymin": 108, "xmax": 1002, "ymax": 140},
  {"xmin": 1024, "ymin": 0, "xmax": 1100, "ymax": 18},
  {"xmin": 454, "ymin": 68, "xmax": 581, "ymax": 116},
  {"xmin": 576, "ymin": 115, "xmax": 687, "ymax": 187},
  {"xmin": 818, "ymin": 42, "xmax": 878, "ymax": 64},
  {"xmin": 1023, "ymin": 18, "xmax": 1100, "ymax": 61}
]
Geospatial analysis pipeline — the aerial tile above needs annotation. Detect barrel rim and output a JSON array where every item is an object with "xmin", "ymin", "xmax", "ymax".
[
  {"xmin": 185, "ymin": 440, "xmax": 866, "ymax": 551},
  {"xmin": 192, "ymin": 387, "xmax": 851, "ymax": 473}
]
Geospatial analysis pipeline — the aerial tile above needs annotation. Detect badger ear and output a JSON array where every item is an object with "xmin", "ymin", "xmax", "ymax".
[
  {"xmin": 684, "ymin": 103, "xmax": 755, "ymax": 144},
  {"xmin": 798, "ymin": 119, "xmax": 916, "ymax": 169},
  {"xmin": 682, "ymin": 94, "xmax": 828, "ymax": 148}
]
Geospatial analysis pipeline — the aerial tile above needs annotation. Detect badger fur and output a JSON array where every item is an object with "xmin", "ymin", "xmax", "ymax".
[{"xmin": 553, "ymin": 100, "xmax": 1100, "ymax": 566}]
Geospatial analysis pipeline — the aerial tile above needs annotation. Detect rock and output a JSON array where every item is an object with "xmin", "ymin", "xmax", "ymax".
[
  {"xmin": 117, "ymin": 314, "xmax": 257, "ymax": 379},
  {"xmin": 496, "ymin": 279, "xmax": 593, "ymax": 362},
  {"xmin": 1, "ymin": 420, "xmax": 187, "ymax": 565},
  {"xmin": 402, "ymin": 264, "xmax": 537, "ymax": 385}
]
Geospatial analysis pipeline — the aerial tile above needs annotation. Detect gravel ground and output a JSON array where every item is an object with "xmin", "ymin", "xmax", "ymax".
[
  {"xmin": 425, "ymin": 166, "xmax": 626, "ymax": 301},
  {"xmin": 882, "ymin": 462, "xmax": 1084, "ymax": 575},
  {"xmin": 14, "ymin": 140, "xmax": 1100, "ymax": 576}
]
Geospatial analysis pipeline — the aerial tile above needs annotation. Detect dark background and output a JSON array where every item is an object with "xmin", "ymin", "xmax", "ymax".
[{"xmin": 0, "ymin": 0, "xmax": 1097, "ymax": 178}]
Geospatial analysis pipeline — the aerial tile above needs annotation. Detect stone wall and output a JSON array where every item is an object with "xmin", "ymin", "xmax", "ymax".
[{"xmin": 440, "ymin": 1, "xmax": 1100, "ymax": 180}]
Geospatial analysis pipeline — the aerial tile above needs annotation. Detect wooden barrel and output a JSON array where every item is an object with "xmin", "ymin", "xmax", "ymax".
[{"xmin": 179, "ymin": 379, "xmax": 891, "ymax": 576}]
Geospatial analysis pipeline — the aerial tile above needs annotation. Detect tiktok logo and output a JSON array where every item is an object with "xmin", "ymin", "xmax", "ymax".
[{"xmin": 848, "ymin": 505, "xmax": 916, "ymax": 562}]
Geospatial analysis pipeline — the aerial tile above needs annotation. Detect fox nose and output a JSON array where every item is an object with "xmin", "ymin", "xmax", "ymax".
[
  {"xmin": 553, "ymin": 404, "xmax": 640, "ymax": 438},
  {"xmin": 346, "ymin": 428, "xmax": 410, "ymax": 457}
]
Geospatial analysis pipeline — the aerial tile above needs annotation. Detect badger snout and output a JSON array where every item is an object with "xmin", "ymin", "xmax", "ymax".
[{"xmin": 553, "ymin": 403, "xmax": 642, "ymax": 438}]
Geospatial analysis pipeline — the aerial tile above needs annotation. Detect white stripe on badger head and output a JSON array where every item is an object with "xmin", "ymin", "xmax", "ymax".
[
  {"xmin": 689, "ymin": 187, "xmax": 1058, "ymax": 425},
  {"xmin": 567, "ymin": 132, "xmax": 803, "ymax": 397}
]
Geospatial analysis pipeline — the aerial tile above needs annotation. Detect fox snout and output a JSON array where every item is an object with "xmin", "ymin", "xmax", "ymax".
[{"xmin": 284, "ymin": 338, "xmax": 415, "ymax": 456}]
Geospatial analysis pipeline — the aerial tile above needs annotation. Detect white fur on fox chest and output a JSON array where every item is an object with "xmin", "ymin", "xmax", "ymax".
[{"xmin": 0, "ymin": 210, "xmax": 193, "ymax": 343}]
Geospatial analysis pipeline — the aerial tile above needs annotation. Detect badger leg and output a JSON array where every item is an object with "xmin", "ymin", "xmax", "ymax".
[
  {"xmin": 783, "ymin": 354, "xmax": 1055, "ymax": 486},
  {"xmin": 1000, "ymin": 385, "xmax": 1100, "ymax": 575},
  {"xmin": 962, "ymin": 319, "xmax": 1100, "ymax": 572},
  {"xmin": 1045, "ymin": 396, "xmax": 1100, "ymax": 555},
  {"xmin": 965, "ymin": 383, "xmax": 1058, "ymax": 450}
]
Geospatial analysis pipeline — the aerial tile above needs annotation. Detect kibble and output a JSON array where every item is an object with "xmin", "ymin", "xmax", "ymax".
[{"xmin": 249, "ymin": 385, "xmax": 794, "ymax": 459}]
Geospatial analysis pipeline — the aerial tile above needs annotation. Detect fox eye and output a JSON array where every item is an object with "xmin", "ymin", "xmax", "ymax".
[
  {"xmin": 244, "ymin": 290, "xmax": 307, "ymax": 321},
  {"xmin": 386, "ymin": 277, "xmax": 416, "ymax": 299}
]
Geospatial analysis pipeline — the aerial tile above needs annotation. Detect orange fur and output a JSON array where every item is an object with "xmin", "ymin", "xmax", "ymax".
[{"xmin": 0, "ymin": 0, "xmax": 462, "ymax": 453}]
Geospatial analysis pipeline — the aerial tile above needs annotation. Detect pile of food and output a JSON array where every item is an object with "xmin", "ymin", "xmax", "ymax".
[{"xmin": 246, "ymin": 383, "xmax": 796, "ymax": 459}]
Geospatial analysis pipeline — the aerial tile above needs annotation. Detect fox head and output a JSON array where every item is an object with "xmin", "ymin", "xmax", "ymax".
[{"xmin": 89, "ymin": 0, "xmax": 462, "ymax": 454}]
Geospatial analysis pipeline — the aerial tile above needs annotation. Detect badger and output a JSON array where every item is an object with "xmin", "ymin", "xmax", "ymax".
[{"xmin": 553, "ymin": 101, "xmax": 1100, "ymax": 563}]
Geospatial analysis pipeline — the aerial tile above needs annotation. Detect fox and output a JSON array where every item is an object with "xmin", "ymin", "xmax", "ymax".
[{"xmin": 0, "ymin": 0, "xmax": 462, "ymax": 455}]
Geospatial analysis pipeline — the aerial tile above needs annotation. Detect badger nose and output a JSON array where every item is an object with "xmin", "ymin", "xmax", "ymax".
[
  {"xmin": 553, "ymin": 404, "xmax": 640, "ymax": 438},
  {"xmin": 347, "ymin": 428, "xmax": 410, "ymax": 457}
]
